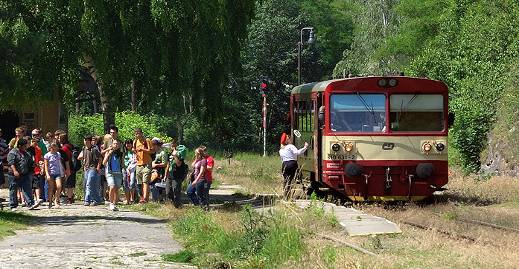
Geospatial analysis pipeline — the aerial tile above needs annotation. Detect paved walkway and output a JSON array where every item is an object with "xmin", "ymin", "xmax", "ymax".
[
  {"xmin": 295, "ymin": 200, "xmax": 402, "ymax": 236},
  {"xmin": 0, "ymin": 203, "xmax": 195, "ymax": 269}
]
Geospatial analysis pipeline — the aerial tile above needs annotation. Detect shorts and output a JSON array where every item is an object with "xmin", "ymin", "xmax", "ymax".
[
  {"xmin": 64, "ymin": 172, "xmax": 77, "ymax": 188},
  {"xmin": 48, "ymin": 174, "xmax": 62, "ymax": 181},
  {"xmin": 32, "ymin": 174, "xmax": 44, "ymax": 189},
  {"xmin": 123, "ymin": 169, "xmax": 137, "ymax": 191},
  {"xmin": 106, "ymin": 172, "xmax": 123, "ymax": 188},
  {"xmin": 136, "ymin": 164, "xmax": 151, "ymax": 184}
]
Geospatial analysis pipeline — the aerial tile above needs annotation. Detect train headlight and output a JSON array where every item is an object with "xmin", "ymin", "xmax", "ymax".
[
  {"xmin": 344, "ymin": 142, "xmax": 354, "ymax": 152},
  {"xmin": 422, "ymin": 142, "xmax": 432, "ymax": 154},
  {"xmin": 435, "ymin": 142, "xmax": 445, "ymax": 152},
  {"xmin": 388, "ymin": 78, "xmax": 398, "ymax": 87},
  {"xmin": 378, "ymin": 79, "xmax": 388, "ymax": 87},
  {"xmin": 331, "ymin": 143, "xmax": 341, "ymax": 152}
]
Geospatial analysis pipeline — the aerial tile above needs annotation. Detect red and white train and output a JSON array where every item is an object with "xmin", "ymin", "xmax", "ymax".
[{"xmin": 291, "ymin": 76, "xmax": 452, "ymax": 201}]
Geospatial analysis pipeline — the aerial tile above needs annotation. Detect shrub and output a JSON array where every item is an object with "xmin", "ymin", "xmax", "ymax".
[{"xmin": 68, "ymin": 111, "xmax": 172, "ymax": 145}]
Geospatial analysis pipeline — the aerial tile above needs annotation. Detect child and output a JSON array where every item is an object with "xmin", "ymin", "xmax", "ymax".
[
  {"xmin": 124, "ymin": 140, "xmax": 137, "ymax": 204},
  {"xmin": 27, "ymin": 138, "xmax": 44, "ymax": 204},
  {"xmin": 44, "ymin": 142, "xmax": 64, "ymax": 208},
  {"xmin": 103, "ymin": 140, "xmax": 124, "ymax": 211}
]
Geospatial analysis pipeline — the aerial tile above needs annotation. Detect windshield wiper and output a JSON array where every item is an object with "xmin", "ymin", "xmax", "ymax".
[
  {"xmin": 356, "ymin": 92, "xmax": 377, "ymax": 123},
  {"xmin": 401, "ymin": 94, "xmax": 417, "ymax": 112}
]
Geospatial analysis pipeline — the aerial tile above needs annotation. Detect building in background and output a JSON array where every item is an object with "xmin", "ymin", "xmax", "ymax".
[{"xmin": 0, "ymin": 102, "xmax": 67, "ymax": 142}]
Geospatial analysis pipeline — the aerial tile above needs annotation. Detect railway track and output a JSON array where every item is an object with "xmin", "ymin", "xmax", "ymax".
[
  {"xmin": 431, "ymin": 212, "xmax": 519, "ymax": 233},
  {"xmin": 402, "ymin": 212, "xmax": 519, "ymax": 248},
  {"xmin": 454, "ymin": 217, "xmax": 519, "ymax": 233}
]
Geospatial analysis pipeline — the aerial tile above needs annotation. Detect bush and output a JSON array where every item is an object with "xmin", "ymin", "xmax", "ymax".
[{"xmin": 68, "ymin": 111, "xmax": 172, "ymax": 145}]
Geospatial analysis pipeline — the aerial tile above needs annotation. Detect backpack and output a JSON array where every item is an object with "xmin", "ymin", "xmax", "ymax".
[
  {"xmin": 176, "ymin": 145, "xmax": 187, "ymax": 160},
  {"xmin": 71, "ymin": 146, "xmax": 82, "ymax": 172}
]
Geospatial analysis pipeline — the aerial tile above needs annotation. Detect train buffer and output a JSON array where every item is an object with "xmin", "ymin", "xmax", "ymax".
[{"xmin": 295, "ymin": 200, "xmax": 402, "ymax": 236}]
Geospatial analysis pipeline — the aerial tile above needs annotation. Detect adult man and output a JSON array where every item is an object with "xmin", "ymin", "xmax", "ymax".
[
  {"xmin": 0, "ymin": 129, "xmax": 8, "ymax": 185},
  {"xmin": 150, "ymin": 139, "xmax": 168, "ymax": 201},
  {"xmin": 133, "ymin": 128, "xmax": 154, "ymax": 203},
  {"xmin": 78, "ymin": 135, "xmax": 102, "ymax": 206},
  {"xmin": 31, "ymin": 129, "xmax": 48, "ymax": 156},
  {"xmin": 0, "ymin": 129, "xmax": 8, "ymax": 202},
  {"xmin": 200, "ymin": 146, "xmax": 214, "ymax": 208},
  {"xmin": 7, "ymin": 138, "xmax": 41, "ymax": 210},
  {"xmin": 8, "ymin": 127, "xmax": 25, "ymax": 150},
  {"xmin": 102, "ymin": 125, "xmax": 122, "ymax": 155},
  {"xmin": 166, "ymin": 154, "xmax": 188, "ymax": 208}
]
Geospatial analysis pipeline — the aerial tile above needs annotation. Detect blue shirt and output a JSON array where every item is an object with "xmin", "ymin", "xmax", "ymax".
[{"xmin": 109, "ymin": 154, "xmax": 121, "ymax": 173}]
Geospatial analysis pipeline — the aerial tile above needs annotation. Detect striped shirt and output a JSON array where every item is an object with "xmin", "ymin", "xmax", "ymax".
[{"xmin": 0, "ymin": 138, "xmax": 8, "ymax": 163}]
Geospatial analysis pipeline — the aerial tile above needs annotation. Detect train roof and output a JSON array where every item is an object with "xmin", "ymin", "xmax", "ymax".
[{"xmin": 291, "ymin": 76, "xmax": 448, "ymax": 95}]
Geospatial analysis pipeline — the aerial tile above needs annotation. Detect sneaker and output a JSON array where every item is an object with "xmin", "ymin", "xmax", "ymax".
[
  {"xmin": 48, "ymin": 203, "xmax": 53, "ymax": 209},
  {"xmin": 90, "ymin": 202, "xmax": 98, "ymax": 206},
  {"xmin": 29, "ymin": 200, "xmax": 42, "ymax": 210},
  {"xmin": 113, "ymin": 205, "xmax": 119, "ymax": 211},
  {"xmin": 84, "ymin": 202, "xmax": 90, "ymax": 206},
  {"xmin": 10, "ymin": 207, "xmax": 17, "ymax": 212},
  {"xmin": 54, "ymin": 204, "xmax": 61, "ymax": 209},
  {"xmin": 109, "ymin": 203, "xmax": 115, "ymax": 211}
]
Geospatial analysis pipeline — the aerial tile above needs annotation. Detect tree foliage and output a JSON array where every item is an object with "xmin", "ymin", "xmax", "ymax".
[{"xmin": 334, "ymin": 0, "xmax": 519, "ymax": 172}]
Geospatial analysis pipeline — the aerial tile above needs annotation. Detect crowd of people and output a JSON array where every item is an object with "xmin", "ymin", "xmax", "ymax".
[{"xmin": 0, "ymin": 125, "xmax": 214, "ymax": 212}]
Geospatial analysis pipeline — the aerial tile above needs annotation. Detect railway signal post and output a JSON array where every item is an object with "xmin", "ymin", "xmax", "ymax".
[{"xmin": 260, "ymin": 80, "xmax": 268, "ymax": 157}]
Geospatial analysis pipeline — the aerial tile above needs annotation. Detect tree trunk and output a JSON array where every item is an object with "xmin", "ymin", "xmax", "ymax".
[
  {"xmin": 83, "ymin": 55, "xmax": 115, "ymax": 133},
  {"xmin": 98, "ymin": 83, "xmax": 115, "ymax": 133},
  {"xmin": 131, "ymin": 78, "xmax": 140, "ymax": 112},
  {"xmin": 176, "ymin": 117, "xmax": 184, "ymax": 144}
]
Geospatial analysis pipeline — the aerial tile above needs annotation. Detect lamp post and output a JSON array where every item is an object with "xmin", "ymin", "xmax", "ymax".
[{"xmin": 298, "ymin": 27, "xmax": 315, "ymax": 85}]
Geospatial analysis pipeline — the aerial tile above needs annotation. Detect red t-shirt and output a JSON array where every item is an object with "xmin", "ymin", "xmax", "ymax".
[
  {"xmin": 33, "ymin": 145, "xmax": 42, "ymax": 175},
  {"xmin": 205, "ymin": 156, "xmax": 214, "ymax": 182},
  {"xmin": 62, "ymin": 144, "xmax": 73, "ymax": 160}
]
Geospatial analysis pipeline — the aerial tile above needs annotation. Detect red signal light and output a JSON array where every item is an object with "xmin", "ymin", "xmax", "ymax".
[{"xmin": 260, "ymin": 82, "xmax": 267, "ymax": 89}]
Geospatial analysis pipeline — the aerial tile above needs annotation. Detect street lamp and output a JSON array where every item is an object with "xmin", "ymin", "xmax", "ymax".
[{"xmin": 298, "ymin": 27, "xmax": 315, "ymax": 85}]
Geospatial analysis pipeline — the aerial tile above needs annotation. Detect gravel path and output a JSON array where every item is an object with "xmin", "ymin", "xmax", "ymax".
[{"xmin": 0, "ymin": 203, "xmax": 195, "ymax": 269}]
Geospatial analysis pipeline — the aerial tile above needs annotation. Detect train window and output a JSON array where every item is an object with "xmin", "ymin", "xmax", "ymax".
[
  {"xmin": 390, "ymin": 94, "xmax": 444, "ymax": 132},
  {"xmin": 296, "ymin": 100, "xmax": 314, "ymax": 132},
  {"xmin": 330, "ymin": 94, "xmax": 386, "ymax": 132}
]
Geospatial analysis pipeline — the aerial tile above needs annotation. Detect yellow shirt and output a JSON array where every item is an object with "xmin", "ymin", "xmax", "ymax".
[{"xmin": 134, "ymin": 138, "xmax": 152, "ymax": 165}]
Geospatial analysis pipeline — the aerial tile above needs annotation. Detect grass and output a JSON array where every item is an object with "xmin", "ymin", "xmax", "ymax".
[
  {"xmin": 0, "ymin": 211, "xmax": 31, "ymax": 239},
  {"xmin": 215, "ymin": 153, "xmax": 282, "ymax": 194},
  {"xmin": 162, "ymin": 250, "xmax": 196, "ymax": 263},
  {"xmin": 128, "ymin": 155, "xmax": 519, "ymax": 269}
]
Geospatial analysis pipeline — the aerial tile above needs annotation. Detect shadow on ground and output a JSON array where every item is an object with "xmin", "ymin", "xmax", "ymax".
[{"xmin": 27, "ymin": 214, "xmax": 169, "ymax": 226}]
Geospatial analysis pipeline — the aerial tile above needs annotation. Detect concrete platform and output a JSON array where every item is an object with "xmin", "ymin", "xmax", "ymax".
[{"xmin": 295, "ymin": 200, "xmax": 402, "ymax": 236}]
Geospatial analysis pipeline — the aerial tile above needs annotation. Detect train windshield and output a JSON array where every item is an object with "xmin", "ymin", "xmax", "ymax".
[
  {"xmin": 390, "ymin": 94, "xmax": 444, "ymax": 132},
  {"xmin": 330, "ymin": 93, "xmax": 386, "ymax": 133}
]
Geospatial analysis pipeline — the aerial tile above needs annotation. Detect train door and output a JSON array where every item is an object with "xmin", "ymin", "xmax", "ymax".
[
  {"xmin": 293, "ymin": 96, "xmax": 315, "ymax": 175},
  {"xmin": 314, "ymin": 93, "xmax": 323, "ymax": 182}
]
